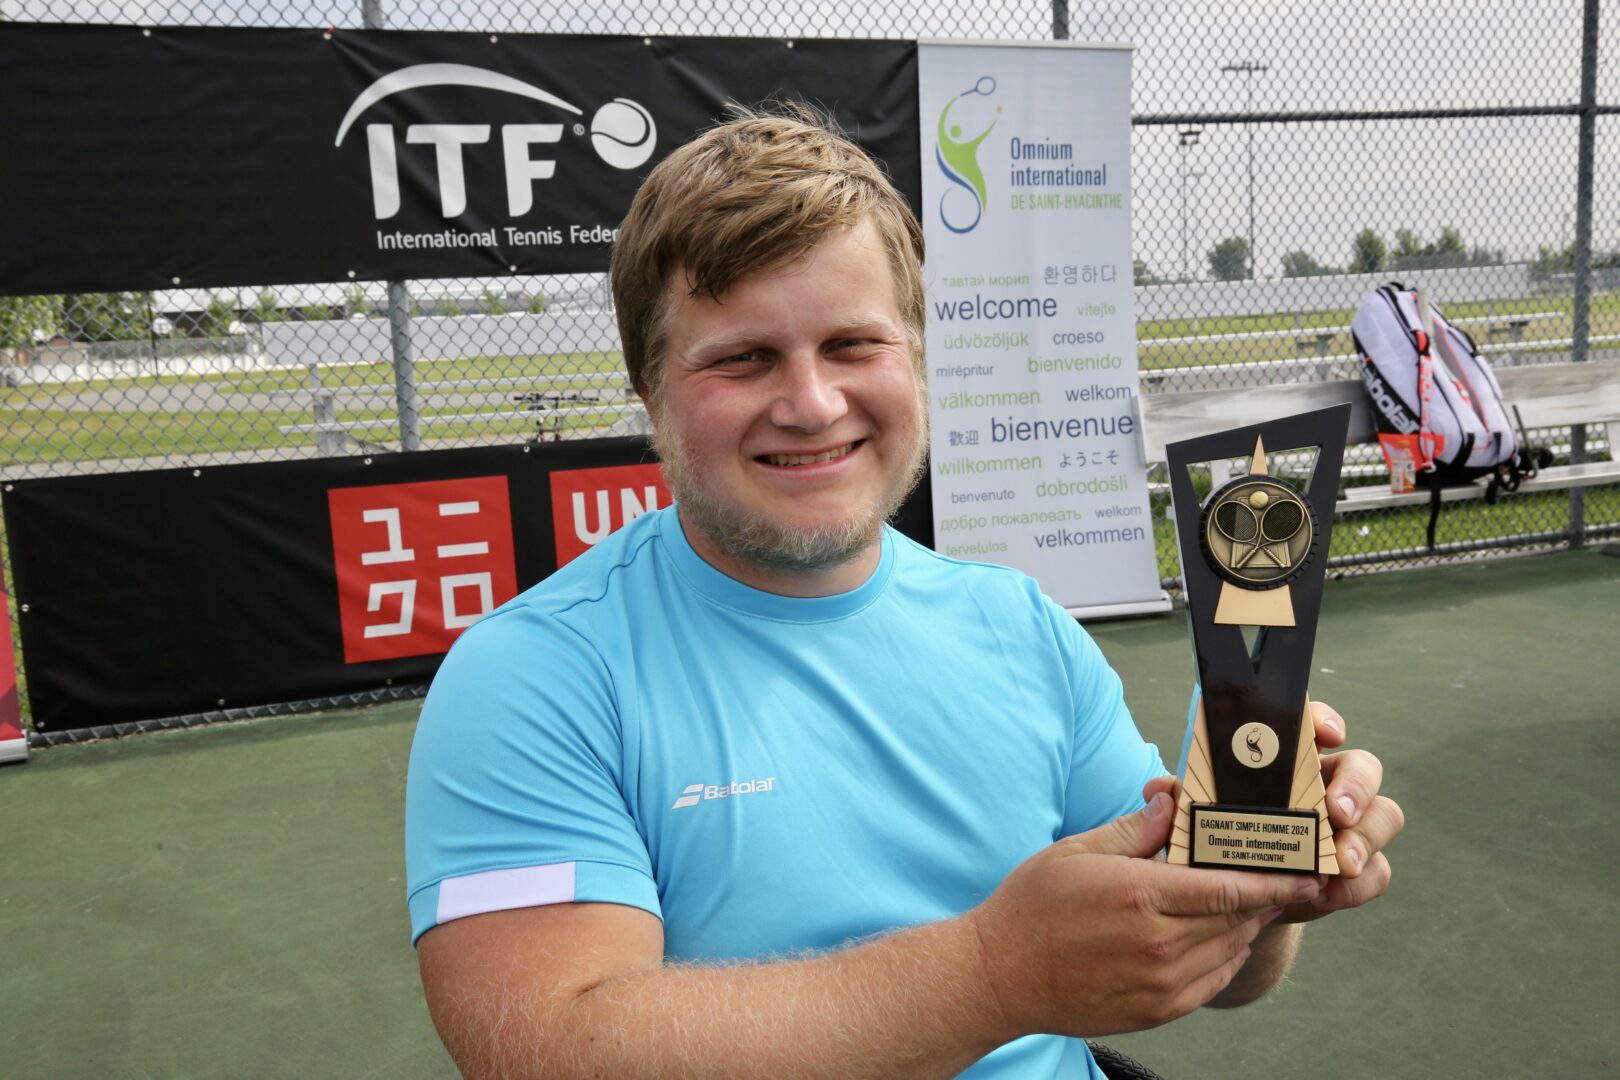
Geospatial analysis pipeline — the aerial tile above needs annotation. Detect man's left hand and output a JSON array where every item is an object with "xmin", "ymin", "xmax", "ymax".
[{"xmin": 1142, "ymin": 700, "xmax": 1404, "ymax": 922}]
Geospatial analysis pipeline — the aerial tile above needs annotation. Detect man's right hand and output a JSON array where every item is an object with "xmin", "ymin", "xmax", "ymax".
[{"xmin": 966, "ymin": 791, "xmax": 1321, "ymax": 1039}]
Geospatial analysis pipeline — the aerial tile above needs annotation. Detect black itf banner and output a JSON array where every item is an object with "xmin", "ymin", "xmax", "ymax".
[
  {"xmin": 0, "ymin": 25, "xmax": 919, "ymax": 295},
  {"xmin": 1, "ymin": 444, "xmax": 933, "ymax": 732}
]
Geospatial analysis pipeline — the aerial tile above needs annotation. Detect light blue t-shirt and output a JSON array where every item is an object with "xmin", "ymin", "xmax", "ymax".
[{"xmin": 405, "ymin": 506, "xmax": 1164, "ymax": 1077}]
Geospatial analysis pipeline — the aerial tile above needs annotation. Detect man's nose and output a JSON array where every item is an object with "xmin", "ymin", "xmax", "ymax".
[{"xmin": 769, "ymin": 356, "xmax": 847, "ymax": 432}]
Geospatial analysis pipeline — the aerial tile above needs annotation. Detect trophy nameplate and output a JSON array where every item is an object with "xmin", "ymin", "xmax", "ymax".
[{"xmin": 1164, "ymin": 404, "xmax": 1352, "ymax": 875}]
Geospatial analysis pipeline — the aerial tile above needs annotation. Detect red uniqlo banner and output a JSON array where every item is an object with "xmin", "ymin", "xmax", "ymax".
[
  {"xmin": 329, "ymin": 476, "xmax": 519, "ymax": 664},
  {"xmin": 1, "ymin": 569, "xmax": 24, "ymax": 756},
  {"xmin": 549, "ymin": 463, "xmax": 671, "ymax": 567}
]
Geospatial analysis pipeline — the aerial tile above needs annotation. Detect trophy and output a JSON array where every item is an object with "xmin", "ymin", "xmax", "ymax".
[{"xmin": 1164, "ymin": 404, "xmax": 1351, "ymax": 874}]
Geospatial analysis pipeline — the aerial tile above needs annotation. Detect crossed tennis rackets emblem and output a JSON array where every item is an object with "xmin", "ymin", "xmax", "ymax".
[{"xmin": 1201, "ymin": 477, "xmax": 1316, "ymax": 587}]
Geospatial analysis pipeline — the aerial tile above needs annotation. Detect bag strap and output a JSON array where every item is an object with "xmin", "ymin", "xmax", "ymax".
[
  {"xmin": 1421, "ymin": 293, "xmax": 1494, "ymax": 432},
  {"xmin": 1392, "ymin": 288, "xmax": 1441, "ymax": 473}
]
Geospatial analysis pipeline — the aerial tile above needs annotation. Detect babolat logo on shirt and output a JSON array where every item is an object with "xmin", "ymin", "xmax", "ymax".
[{"xmin": 671, "ymin": 777, "xmax": 777, "ymax": 810}]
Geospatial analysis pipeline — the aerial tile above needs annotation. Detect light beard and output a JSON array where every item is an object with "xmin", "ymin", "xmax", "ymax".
[{"xmin": 653, "ymin": 418, "xmax": 929, "ymax": 577}]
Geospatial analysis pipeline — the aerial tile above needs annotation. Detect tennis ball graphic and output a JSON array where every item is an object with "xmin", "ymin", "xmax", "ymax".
[{"xmin": 590, "ymin": 99, "xmax": 657, "ymax": 170}]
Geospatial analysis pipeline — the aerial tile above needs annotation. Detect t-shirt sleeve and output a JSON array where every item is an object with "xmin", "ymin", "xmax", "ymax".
[
  {"xmin": 404, "ymin": 606, "xmax": 660, "ymax": 945},
  {"xmin": 1045, "ymin": 598, "xmax": 1169, "ymax": 836}
]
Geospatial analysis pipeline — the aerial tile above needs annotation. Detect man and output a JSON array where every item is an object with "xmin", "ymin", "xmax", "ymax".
[{"xmin": 405, "ymin": 108, "xmax": 1402, "ymax": 1078}]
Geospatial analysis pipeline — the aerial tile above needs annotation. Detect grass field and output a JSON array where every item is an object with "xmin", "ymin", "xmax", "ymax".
[
  {"xmin": 0, "ymin": 352, "xmax": 628, "ymax": 405},
  {"xmin": 2, "ymin": 295, "xmax": 1615, "ymax": 464},
  {"xmin": 1136, "ymin": 292, "xmax": 1611, "ymax": 340},
  {"xmin": 1136, "ymin": 292, "xmax": 1619, "ymax": 369},
  {"xmin": 0, "ymin": 352, "xmax": 632, "ymax": 463}
]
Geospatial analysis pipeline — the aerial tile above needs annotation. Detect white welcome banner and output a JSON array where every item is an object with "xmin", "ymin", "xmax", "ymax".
[{"xmin": 920, "ymin": 41, "xmax": 1166, "ymax": 617}]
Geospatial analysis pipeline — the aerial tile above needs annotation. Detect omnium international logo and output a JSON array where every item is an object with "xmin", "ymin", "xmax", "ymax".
[
  {"xmin": 334, "ymin": 63, "xmax": 657, "ymax": 220},
  {"xmin": 935, "ymin": 75, "xmax": 1002, "ymax": 234}
]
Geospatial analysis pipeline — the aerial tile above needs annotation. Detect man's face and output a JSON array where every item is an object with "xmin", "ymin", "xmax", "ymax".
[{"xmin": 649, "ymin": 219, "xmax": 927, "ymax": 590}]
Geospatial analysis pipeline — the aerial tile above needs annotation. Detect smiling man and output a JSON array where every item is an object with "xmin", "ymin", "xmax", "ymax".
[
  {"xmin": 404, "ymin": 108, "xmax": 1402, "ymax": 1079},
  {"xmin": 645, "ymin": 213, "xmax": 928, "ymax": 595}
]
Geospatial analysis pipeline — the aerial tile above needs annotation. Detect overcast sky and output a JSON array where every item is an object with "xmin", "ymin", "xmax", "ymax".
[{"xmin": 13, "ymin": 0, "xmax": 1616, "ymax": 279}]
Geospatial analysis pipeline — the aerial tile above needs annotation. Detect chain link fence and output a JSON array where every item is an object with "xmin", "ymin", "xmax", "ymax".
[{"xmin": 3, "ymin": 1, "xmax": 1616, "ymax": 725}]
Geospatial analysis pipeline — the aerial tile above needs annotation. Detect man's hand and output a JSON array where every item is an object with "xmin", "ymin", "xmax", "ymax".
[
  {"xmin": 1295, "ymin": 700, "xmax": 1403, "ymax": 919},
  {"xmin": 1140, "ymin": 699, "xmax": 1404, "ymax": 924},
  {"xmin": 966, "ymin": 792, "xmax": 1321, "ymax": 1039},
  {"xmin": 970, "ymin": 700, "xmax": 1404, "ymax": 1038}
]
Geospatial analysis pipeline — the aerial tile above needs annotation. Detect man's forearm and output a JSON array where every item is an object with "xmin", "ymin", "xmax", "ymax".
[{"xmin": 437, "ymin": 915, "xmax": 1014, "ymax": 1080}]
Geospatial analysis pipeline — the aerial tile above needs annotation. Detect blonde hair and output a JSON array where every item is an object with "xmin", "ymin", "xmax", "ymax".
[{"xmin": 610, "ymin": 104, "xmax": 925, "ymax": 399}]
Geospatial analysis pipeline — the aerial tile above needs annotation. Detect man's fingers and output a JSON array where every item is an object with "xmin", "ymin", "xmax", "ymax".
[
  {"xmin": 1141, "ymin": 774, "xmax": 1180, "ymax": 806},
  {"xmin": 1333, "ymin": 794, "xmax": 1405, "ymax": 878},
  {"xmin": 1107, "ymin": 915, "xmax": 1267, "ymax": 1031},
  {"xmin": 1062, "ymin": 792, "xmax": 1176, "ymax": 860},
  {"xmin": 1313, "ymin": 851, "xmax": 1393, "ymax": 915},
  {"xmin": 1173, "ymin": 933, "xmax": 1256, "ymax": 1016},
  {"xmin": 1152, "ymin": 865, "xmax": 1320, "ymax": 918},
  {"xmin": 1309, "ymin": 700, "xmax": 1346, "ymax": 749},
  {"xmin": 1322, "ymin": 747, "xmax": 1383, "ymax": 829},
  {"xmin": 1177, "ymin": 901, "xmax": 1288, "ymax": 947},
  {"xmin": 1270, "ymin": 795, "xmax": 1400, "ymax": 922},
  {"xmin": 1178, "ymin": 911, "xmax": 1269, "ymax": 982}
]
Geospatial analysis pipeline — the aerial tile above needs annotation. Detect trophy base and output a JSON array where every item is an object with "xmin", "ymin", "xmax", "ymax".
[
  {"xmin": 1167, "ymin": 696, "xmax": 1341, "ymax": 874},
  {"xmin": 1187, "ymin": 804, "xmax": 1319, "ymax": 873}
]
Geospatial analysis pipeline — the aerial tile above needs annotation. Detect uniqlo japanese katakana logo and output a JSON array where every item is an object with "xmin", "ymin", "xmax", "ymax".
[
  {"xmin": 550, "ymin": 463, "xmax": 670, "ymax": 567},
  {"xmin": 328, "ymin": 476, "xmax": 517, "ymax": 664},
  {"xmin": 0, "ymin": 572, "xmax": 20, "ymax": 743}
]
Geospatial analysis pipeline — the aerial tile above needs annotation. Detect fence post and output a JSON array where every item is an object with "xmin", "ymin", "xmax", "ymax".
[
  {"xmin": 386, "ymin": 281, "xmax": 422, "ymax": 451},
  {"xmin": 1567, "ymin": 0, "xmax": 1599, "ymax": 549},
  {"xmin": 308, "ymin": 363, "xmax": 346, "ymax": 458},
  {"xmin": 1051, "ymin": 0, "xmax": 1068, "ymax": 39},
  {"xmin": 360, "ymin": 0, "xmax": 422, "ymax": 452}
]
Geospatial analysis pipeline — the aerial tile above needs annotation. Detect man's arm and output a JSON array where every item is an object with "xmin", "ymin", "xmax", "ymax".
[
  {"xmin": 420, "ymin": 899, "xmax": 1005, "ymax": 1080},
  {"xmin": 1201, "ymin": 700, "xmax": 1404, "ymax": 1008},
  {"xmin": 418, "ymin": 794, "xmax": 1321, "ymax": 1080}
]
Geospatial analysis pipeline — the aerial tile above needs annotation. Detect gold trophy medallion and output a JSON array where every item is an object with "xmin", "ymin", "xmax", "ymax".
[{"xmin": 1201, "ymin": 477, "xmax": 1316, "ymax": 589}]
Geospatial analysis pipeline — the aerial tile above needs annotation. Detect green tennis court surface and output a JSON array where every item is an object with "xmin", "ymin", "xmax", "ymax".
[{"xmin": 3, "ymin": 549, "xmax": 1616, "ymax": 1078}]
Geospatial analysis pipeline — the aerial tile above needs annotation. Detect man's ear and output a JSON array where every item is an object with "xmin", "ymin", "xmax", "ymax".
[{"xmin": 637, "ymin": 381, "xmax": 659, "ymax": 430}]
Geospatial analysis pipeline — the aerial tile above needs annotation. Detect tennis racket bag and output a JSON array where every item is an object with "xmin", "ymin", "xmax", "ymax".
[{"xmin": 1351, "ymin": 283, "xmax": 1549, "ymax": 547}]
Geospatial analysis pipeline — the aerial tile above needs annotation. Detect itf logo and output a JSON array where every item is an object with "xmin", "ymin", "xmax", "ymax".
[
  {"xmin": 935, "ymin": 75, "xmax": 1001, "ymax": 234},
  {"xmin": 334, "ymin": 64, "xmax": 657, "ymax": 219}
]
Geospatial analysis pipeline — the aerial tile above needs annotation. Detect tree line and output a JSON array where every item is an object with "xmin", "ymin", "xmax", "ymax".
[
  {"xmin": 0, "ymin": 291, "xmax": 353, "ymax": 351},
  {"xmin": 1134, "ymin": 228, "xmax": 1619, "ymax": 284},
  {"xmin": 0, "ymin": 287, "xmax": 549, "ymax": 351}
]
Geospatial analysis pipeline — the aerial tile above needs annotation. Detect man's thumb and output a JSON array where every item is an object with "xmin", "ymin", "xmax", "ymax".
[{"xmin": 1065, "ymin": 791, "xmax": 1175, "ymax": 858}]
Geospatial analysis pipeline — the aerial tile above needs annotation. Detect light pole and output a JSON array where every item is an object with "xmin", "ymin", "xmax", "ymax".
[
  {"xmin": 1220, "ymin": 59, "xmax": 1268, "ymax": 280},
  {"xmin": 1177, "ymin": 128, "xmax": 1202, "ymax": 281},
  {"xmin": 1187, "ymin": 167, "xmax": 1206, "ymax": 280}
]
